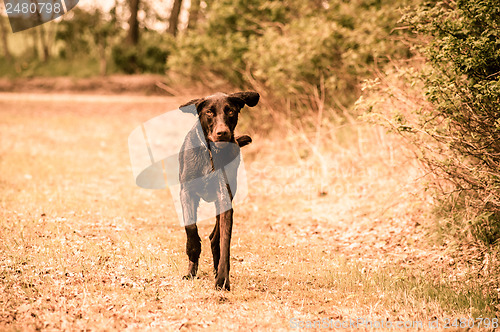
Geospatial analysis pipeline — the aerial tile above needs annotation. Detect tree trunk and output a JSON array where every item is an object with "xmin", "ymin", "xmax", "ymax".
[
  {"xmin": 127, "ymin": 0, "xmax": 140, "ymax": 45},
  {"xmin": 32, "ymin": 29, "xmax": 39, "ymax": 59},
  {"xmin": 38, "ymin": 25, "xmax": 50, "ymax": 62},
  {"xmin": 168, "ymin": 0, "xmax": 183, "ymax": 36},
  {"xmin": 0, "ymin": 16, "xmax": 11, "ymax": 60},
  {"xmin": 187, "ymin": 0, "xmax": 200, "ymax": 30},
  {"xmin": 98, "ymin": 43, "xmax": 107, "ymax": 76}
]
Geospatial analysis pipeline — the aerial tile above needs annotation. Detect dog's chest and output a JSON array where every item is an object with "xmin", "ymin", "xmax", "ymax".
[{"xmin": 179, "ymin": 131, "xmax": 241, "ymax": 203}]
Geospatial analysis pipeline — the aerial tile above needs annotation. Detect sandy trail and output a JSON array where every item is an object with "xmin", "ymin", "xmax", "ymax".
[
  {"xmin": 0, "ymin": 92, "xmax": 181, "ymax": 103},
  {"xmin": 0, "ymin": 92, "xmax": 470, "ymax": 330}
]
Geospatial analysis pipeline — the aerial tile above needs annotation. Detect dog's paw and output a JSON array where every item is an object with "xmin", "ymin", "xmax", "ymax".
[
  {"xmin": 215, "ymin": 277, "xmax": 230, "ymax": 291},
  {"xmin": 182, "ymin": 274, "xmax": 198, "ymax": 280},
  {"xmin": 183, "ymin": 261, "xmax": 198, "ymax": 280}
]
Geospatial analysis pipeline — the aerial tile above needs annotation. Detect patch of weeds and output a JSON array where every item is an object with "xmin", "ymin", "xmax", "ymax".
[{"xmin": 327, "ymin": 258, "xmax": 498, "ymax": 318}]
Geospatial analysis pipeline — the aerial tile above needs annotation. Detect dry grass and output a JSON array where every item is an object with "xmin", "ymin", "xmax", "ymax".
[{"xmin": 0, "ymin": 93, "xmax": 496, "ymax": 331}]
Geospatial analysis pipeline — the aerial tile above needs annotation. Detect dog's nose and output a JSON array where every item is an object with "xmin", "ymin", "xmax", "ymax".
[{"xmin": 215, "ymin": 129, "xmax": 231, "ymax": 140}]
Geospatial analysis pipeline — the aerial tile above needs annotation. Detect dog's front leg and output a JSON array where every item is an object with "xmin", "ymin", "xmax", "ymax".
[
  {"xmin": 180, "ymin": 189, "xmax": 201, "ymax": 279},
  {"xmin": 184, "ymin": 224, "xmax": 201, "ymax": 279},
  {"xmin": 215, "ymin": 208, "xmax": 233, "ymax": 290}
]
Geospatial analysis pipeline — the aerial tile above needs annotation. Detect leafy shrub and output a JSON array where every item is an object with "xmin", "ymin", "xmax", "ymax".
[
  {"xmin": 408, "ymin": 0, "xmax": 500, "ymax": 244},
  {"xmin": 112, "ymin": 45, "xmax": 139, "ymax": 74},
  {"xmin": 244, "ymin": 16, "xmax": 350, "ymax": 106},
  {"xmin": 56, "ymin": 8, "xmax": 118, "ymax": 60},
  {"xmin": 169, "ymin": 0, "xmax": 413, "ymax": 118},
  {"xmin": 168, "ymin": 31, "xmax": 249, "ymax": 85},
  {"xmin": 244, "ymin": 0, "xmax": 414, "ymax": 119},
  {"xmin": 362, "ymin": 0, "xmax": 500, "ymax": 245},
  {"xmin": 168, "ymin": 0, "xmax": 294, "ymax": 86},
  {"xmin": 112, "ymin": 34, "xmax": 172, "ymax": 74}
]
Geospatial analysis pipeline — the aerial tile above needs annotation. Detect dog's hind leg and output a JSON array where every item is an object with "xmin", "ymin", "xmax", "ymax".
[
  {"xmin": 181, "ymin": 190, "xmax": 201, "ymax": 279},
  {"xmin": 209, "ymin": 214, "xmax": 220, "ymax": 277}
]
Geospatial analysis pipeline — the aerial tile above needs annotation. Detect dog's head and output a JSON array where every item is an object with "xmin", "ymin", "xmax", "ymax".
[{"xmin": 180, "ymin": 91, "xmax": 259, "ymax": 143}]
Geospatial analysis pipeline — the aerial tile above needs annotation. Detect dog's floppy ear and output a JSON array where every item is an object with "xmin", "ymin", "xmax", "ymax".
[
  {"xmin": 179, "ymin": 98, "xmax": 205, "ymax": 114},
  {"xmin": 236, "ymin": 135, "xmax": 252, "ymax": 147},
  {"xmin": 228, "ymin": 91, "xmax": 260, "ymax": 108}
]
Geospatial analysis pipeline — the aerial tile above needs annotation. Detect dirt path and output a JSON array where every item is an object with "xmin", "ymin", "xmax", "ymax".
[
  {"xmin": 0, "ymin": 91, "xmax": 184, "ymax": 103},
  {"xmin": 0, "ymin": 93, "xmax": 487, "ymax": 331},
  {"xmin": 0, "ymin": 75, "xmax": 172, "ymax": 96}
]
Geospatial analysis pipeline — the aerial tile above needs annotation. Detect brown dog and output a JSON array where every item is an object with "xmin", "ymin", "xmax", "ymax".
[{"xmin": 178, "ymin": 91, "xmax": 259, "ymax": 290}]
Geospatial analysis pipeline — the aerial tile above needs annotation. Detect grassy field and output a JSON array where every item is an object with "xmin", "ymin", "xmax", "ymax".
[{"xmin": 0, "ymin": 93, "xmax": 496, "ymax": 330}]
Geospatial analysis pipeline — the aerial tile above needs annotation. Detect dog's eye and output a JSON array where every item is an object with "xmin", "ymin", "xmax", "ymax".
[{"xmin": 206, "ymin": 110, "xmax": 214, "ymax": 117}]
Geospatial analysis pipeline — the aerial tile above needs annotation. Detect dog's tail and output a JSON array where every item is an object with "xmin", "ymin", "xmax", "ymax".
[{"xmin": 236, "ymin": 135, "xmax": 252, "ymax": 147}]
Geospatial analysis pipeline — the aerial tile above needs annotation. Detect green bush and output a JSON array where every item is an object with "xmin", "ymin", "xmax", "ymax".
[
  {"xmin": 112, "ymin": 45, "xmax": 139, "ymax": 74},
  {"xmin": 56, "ymin": 8, "xmax": 118, "ymax": 61},
  {"xmin": 362, "ymin": 0, "xmax": 500, "ymax": 245},
  {"xmin": 168, "ymin": 0, "xmax": 293, "ymax": 86},
  {"xmin": 408, "ymin": 0, "xmax": 500, "ymax": 245},
  {"xmin": 169, "ymin": 0, "xmax": 413, "ymax": 117},
  {"xmin": 244, "ymin": 16, "xmax": 349, "ymax": 104},
  {"xmin": 112, "ymin": 34, "xmax": 172, "ymax": 74},
  {"xmin": 168, "ymin": 31, "xmax": 249, "ymax": 85},
  {"xmin": 244, "ymin": 0, "xmax": 413, "ymax": 118}
]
